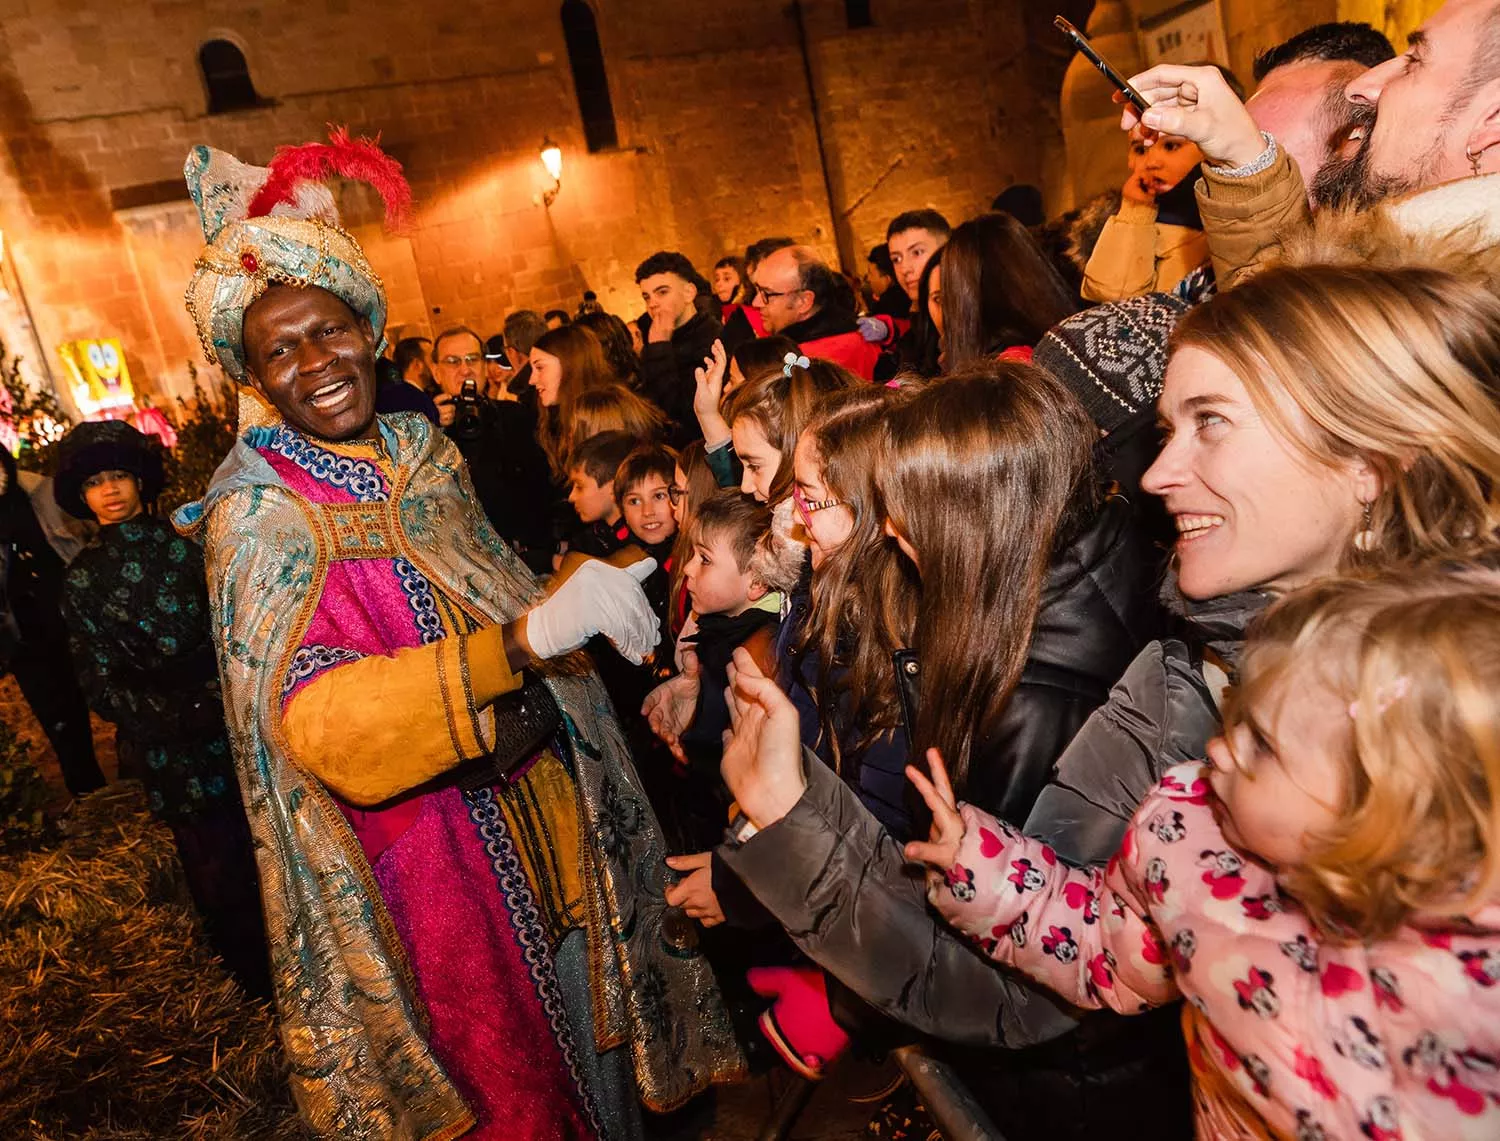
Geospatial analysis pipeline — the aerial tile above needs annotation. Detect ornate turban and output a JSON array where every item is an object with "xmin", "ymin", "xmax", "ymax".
[{"xmin": 183, "ymin": 129, "xmax": 410, "ymax": 382}]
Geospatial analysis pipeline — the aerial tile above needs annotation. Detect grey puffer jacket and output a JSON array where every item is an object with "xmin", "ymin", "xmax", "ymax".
[
  {"xmin": 716, "ymin": 578, "xmax": 1269, "ymax": 1047},
  {"xmin": 1024, "ymin": 580, "xmax": 1266, "ymax": 863}
]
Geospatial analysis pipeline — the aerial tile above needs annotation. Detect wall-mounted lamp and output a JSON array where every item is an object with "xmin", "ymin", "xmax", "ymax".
[{"xmin": 540, "ymin": 138, "xmax": 563, "ymax": 207}]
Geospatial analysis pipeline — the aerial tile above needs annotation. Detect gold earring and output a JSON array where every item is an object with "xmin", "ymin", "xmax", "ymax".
[
  {"xmin": 1468, "ymin": 143, "xmax": 1494, "ymax": 177},
  {"xmin": 1354, "ymin": 501, "xmax": 1376, "ymax": 552}
]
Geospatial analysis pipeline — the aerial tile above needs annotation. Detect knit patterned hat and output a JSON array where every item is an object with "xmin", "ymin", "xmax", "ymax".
[{"xmin": 1033, "ymin": 292, "xmax": 1189, "ymax": 435}]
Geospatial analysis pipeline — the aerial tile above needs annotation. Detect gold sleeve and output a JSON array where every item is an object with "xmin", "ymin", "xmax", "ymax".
[{"xmin": 282, "ymin": 625, "xmax": 520, "ymax": 806}]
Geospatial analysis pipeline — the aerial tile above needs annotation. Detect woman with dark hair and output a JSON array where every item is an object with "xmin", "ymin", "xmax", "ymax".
[
  {"xmin": 574, "ymin": 310, "xmax": 641, "ymax": 389},
  {"xmin": 529, "ymin": 323, "xmax": 617, "ymax": 477},
  {"xmin": 875, "ymin": 365, "xmax": 1161, "ymax": 819},
  {"xmin": 940, "ymin": 212, "xmax": 1081, "ymax": 371},
  {"xmin": 907, "ymin": 245, "xmax": 945, "ymax": 377},
  {"xmin": 54, "ymin": 420, "xmax": 269, "ymax": 998}
]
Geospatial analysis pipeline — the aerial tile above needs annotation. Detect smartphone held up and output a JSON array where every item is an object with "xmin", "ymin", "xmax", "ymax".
[{"xmin": 1054, "ymin": 16, "xmax": 1151, "ymax": 115}]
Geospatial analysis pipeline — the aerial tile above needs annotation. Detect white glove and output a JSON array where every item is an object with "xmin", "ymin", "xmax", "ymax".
[{"xmin": 527, "ymin": 558, "xmax": 661, "ymax": 664}]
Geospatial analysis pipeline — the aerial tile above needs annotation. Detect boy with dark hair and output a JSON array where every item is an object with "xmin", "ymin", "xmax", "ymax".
[
  {"xmin": 615, "ymin": 444, "xmax": 678, "ymax": 559},
  {"xmin": 635, "ymin": 251, "xmax": 722, "ymax": 447},
  {"xmin": 565, "ymin": 431, "xmax": 638, "ymax": 558},
  {"xmin": 885, "ymin": 208, "xmax": 951, "ymax": 303},
  {"xmin": 614, "ymin": 443, "xmax": 680, "ymax": 648}
]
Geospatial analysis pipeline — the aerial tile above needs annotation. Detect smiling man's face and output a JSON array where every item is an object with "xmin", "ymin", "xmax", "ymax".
[{"xmin": 242, "ymin": 284, "xmax": 378, "ymax": 441}]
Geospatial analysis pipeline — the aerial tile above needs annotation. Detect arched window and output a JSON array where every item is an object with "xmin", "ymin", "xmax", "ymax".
[
  {"xmin": 560, "ymin": 1, "xmax": 618, "ymax": 152},
  {"xmin": 845, "ymin": 0, "xmax": 873, "ymax": 28},
  {"xmin": 199, "ymin": 39, "xmax": 262, "ymax": 114}
]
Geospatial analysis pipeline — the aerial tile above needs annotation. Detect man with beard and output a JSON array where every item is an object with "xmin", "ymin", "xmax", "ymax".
[
  {"xmin": 1121, "ymin": 2, "xmax": 1498, "ymax": 282},
  {"xmin": 175, "ymin": 134, "xmax": 742, "ymax": 1140},
  {"xmin": 1245, "ymin": 23, "xmax": 1395, "ymax": 208}
]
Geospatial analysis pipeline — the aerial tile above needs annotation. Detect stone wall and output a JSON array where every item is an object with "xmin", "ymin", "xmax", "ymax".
[{"xmin": 0, "ymin": 0, "xmax": 1081, "ymax": 411}]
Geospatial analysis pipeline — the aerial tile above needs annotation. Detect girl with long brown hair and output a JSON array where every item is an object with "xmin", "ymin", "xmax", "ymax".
[
  {"xmin": 529, "ymin": 324, "xmax": 617, "ymax": 475},
  {"xmin": 877, "ymin": 361, "xmax": 1162, "ymax": 813},
  {"xmin": 788, "ymin": 385, "xmax": 920, "ymax": 832}
]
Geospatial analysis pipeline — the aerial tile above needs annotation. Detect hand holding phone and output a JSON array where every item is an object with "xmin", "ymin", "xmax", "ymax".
[{"xmin": 1114, "ymin": 63, "xmax": 1267, "ymax": 169}]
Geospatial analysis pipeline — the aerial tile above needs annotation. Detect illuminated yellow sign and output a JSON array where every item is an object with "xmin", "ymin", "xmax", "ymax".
[{"xmin": 58, "ymin": 338, "xmax": 135, "ymax": 417}]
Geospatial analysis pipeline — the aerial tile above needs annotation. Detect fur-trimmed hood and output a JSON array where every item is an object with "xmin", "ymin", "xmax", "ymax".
[{"xmin": 1282, "ymin": 172, "xmax": 1500, "ymax": 279}]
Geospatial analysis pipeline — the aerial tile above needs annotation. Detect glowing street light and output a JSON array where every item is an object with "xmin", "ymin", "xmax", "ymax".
[{"xmin": 540, "ymin": 138, "xmax": 563, "ymax": 207}]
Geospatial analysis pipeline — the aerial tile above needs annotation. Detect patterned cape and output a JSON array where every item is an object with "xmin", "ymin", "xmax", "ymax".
[{"xmin": 175, "ymin": 393, "xmax": 742, "ymax": 1138}]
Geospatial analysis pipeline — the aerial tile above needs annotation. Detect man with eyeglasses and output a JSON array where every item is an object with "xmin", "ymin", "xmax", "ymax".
[
  {"xmin": 750, "ymin": 245, "xmax": 880, "ymax": 380},
  {"xmin": 430, "ymin": 325, "xmax": 554, "ymax": 573},
  {"xmin": 719, "ymin": 235, "xmax": 795, "ymax": 355}
]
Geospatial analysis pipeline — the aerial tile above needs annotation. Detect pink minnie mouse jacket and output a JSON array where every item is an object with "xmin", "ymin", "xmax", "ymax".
[{"xmin": 931, "ymin": 761, "xmax": 1500, "ymax": 1140}]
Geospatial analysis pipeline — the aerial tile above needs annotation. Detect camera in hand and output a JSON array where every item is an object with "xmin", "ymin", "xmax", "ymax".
[{"xmin": 454, "ymin": 376, "xmax": 483, "ymax": 435}]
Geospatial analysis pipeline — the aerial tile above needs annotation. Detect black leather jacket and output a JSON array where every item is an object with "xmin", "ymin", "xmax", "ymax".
[{"xmin": 962, "ymin": 495, "xmax": 1167, "ymax": 824}]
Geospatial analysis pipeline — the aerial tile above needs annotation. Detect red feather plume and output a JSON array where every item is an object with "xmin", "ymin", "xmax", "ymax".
[{"xmin": 246, "ymin": 126, "xmax": 411, "ymax": 230}]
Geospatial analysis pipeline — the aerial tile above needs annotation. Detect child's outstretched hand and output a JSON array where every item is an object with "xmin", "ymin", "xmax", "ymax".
[
  {"xmin": 904, "ymin": 748, "xmax": 966, "ymax": 872},
  {"xmin": 694, "ymin": 339, "xmax": 728, "ymax": 407},
  {"xmin": 642, "ymin": 649, "xmax": 701, "ymax": 763}
]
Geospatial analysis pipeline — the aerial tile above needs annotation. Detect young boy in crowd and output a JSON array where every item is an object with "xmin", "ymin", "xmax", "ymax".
[
  {"xmin": 615, "ymin": 443, "xmax": 680, "ymax": 641},
  {"xmin": 653, "ymin": 493, "xmax": 801, "ymax": 1036},
  {"xmin": 656, "ymin": 492, "xmax": 797, "ymax": 853},
  {"xmin": 564, "ymin": 430, "xmax": 638, "ymax": 559}
]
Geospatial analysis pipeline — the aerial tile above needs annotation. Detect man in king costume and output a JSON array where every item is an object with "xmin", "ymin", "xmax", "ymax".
[{"xmin": 174, "ymin": 133, "xmax": 744, "ymax": 1140}]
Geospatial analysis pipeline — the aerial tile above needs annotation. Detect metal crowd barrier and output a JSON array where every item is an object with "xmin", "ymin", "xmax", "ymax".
[{"xmin": 756, "ymin": 1044, "xmax": 1005, "ymax": 1140}]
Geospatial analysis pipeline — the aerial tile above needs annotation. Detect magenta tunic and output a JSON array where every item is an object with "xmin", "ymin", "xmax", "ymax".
[{"xmin": 262, "ymin": 427, "xmax": 598, "ymax": 1140}]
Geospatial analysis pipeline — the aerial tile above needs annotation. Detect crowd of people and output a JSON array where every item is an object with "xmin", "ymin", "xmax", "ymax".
[{"xmin": 5, "ymin": 2, "xmax": 1500, "ymax": 1138}]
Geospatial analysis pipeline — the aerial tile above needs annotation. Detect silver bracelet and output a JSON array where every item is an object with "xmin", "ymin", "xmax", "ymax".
[{"xmin": 1209, "ymin": 132, "xmax": 1278, "ymax": 179}]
